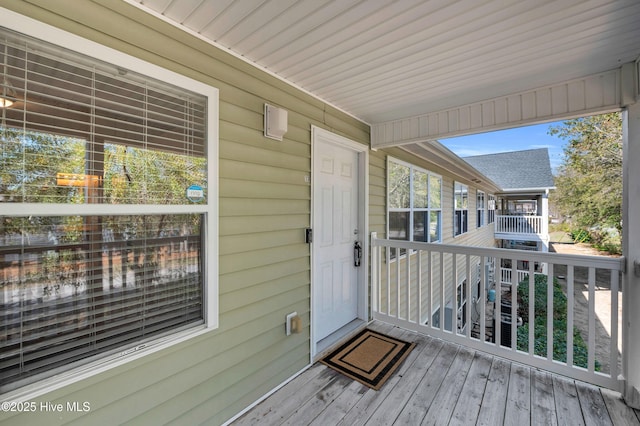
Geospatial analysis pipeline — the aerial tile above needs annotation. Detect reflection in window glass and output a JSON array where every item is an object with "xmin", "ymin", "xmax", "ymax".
[
  {"xmin": 387, "ymin": 158, "xmax": 441, "ymax": 250},
  {"xmin": 0, "ymin": 25, "xmax": 212, "ymax": 393},
  {"xmin": 389, "ymin": 211, "xmax": 409, "ymax": 240},
  {"xmin": 413, "ymin": 170, "xmax": 427, "ymax": 209},
  {"xmin": 454, "ymin": 182, "xmax": 469, "ymax": 236},
  {"xmin": 413, "ymin": 211, "xmax": 426, "ymax": 242},
  {"xmin": 429, "ymin": 175, "xmax": 441, "ymax": 208},
  {"xmin": 388, "ymin": 162, "xmax": 410, "ymax": 209},
  {"xmin": 0, "ymin": 129, "xmax": 206, "ymax": 205},
  {"xmin": 477, "ymin": 190, "xmax": 485, "ymax": 228},
  {"xmin": 430, "ymin": 211, "xmax": 441, "ymax": 242},
  {"xmin": 488, "ymin": 194, "xmax": 496, "ymax": 224},
  {"xmin": 1, "ymin": 214, "xmax": 203, "ymax": 388}
]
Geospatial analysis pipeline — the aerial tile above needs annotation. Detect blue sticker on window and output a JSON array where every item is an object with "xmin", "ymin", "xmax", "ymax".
[{"xmin": 186, "ymin": 184, "xmax": 205, "ymax": 203}]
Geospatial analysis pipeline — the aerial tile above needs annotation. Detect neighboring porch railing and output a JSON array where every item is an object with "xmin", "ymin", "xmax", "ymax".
[
  {"xmin": 370, "ymin": 232, "xmax": 625, "ymax": 390},
  {"xmin": 495, "ymin": 215, "xmax": 543, "ymax": 235},
  {"xmin": 500, "ymin": 268, "xmax": 544, "ymax": 286}
]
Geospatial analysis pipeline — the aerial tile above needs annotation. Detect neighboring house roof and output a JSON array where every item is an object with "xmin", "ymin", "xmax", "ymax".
[{"xmin": 463, "ymin": 148, "xmax": 555, "ymax": 192}]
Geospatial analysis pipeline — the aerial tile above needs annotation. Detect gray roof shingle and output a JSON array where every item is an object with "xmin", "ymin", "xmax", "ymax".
[{"xmin": 463, "ymin": 148, "xmax": 555, "ymax": 191}]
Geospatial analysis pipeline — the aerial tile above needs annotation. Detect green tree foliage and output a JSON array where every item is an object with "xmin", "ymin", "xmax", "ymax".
[
  {"xmin": 516, "ymin": 274, "xmax": 598, "ymax": 370},
  {"xmin": 1, "ymin": 126, "xmax": 205, "ymax": 243},
  {"xmin": 388, "ymin": 161, "xmax": 410, "ymax": 209},
  {"xmin": 0, "ymin": 127, "xmax": 85, "ymax": 204},
  {"xmin": 549, "ymin": 113, "xmax": 622, "ymax": 233}
]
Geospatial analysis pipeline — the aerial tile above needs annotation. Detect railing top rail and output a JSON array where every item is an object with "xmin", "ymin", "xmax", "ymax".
[
  {"xmin": 496, "ymin": 214, "xmax": 543, "ymax": 218},
  {"xmin": 370, "ymin": 233, "xmax": 625, "ymax": 271}
]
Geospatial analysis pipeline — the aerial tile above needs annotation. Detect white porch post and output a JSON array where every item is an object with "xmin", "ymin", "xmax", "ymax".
[
  {"xmin": 623, "ymin": 101, "xmax": 640, "ymax": 408},
  {"xmin": 541, "ymin": 190, "xmax": 549, "ymax": 252}
]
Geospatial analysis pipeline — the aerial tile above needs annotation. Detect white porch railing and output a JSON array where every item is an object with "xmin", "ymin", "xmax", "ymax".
[
  {"xmin": 500, "ymin": 268, "xmax": 544, "ymax": 286},
  {"xmin": 495, "ymin": 215, "xmax": 543, "ymax": 235},
  {"xmin": 370, "ymin": 232, "xmax": 625, "ymax": 390}
]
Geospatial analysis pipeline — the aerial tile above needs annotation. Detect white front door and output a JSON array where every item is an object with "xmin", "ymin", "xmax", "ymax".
[{"xmin": 313, "ymin": 131, "xmax": 362, "ymax": 342}]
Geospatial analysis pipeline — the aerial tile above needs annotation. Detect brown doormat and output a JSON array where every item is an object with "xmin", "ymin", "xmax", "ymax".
[{"xmin": 320, "ymin": 329, "xmax": 415, "ymax": 390}]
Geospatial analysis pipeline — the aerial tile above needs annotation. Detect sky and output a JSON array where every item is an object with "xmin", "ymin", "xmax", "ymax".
[{"xmin": 439, "ymin": 122, "xmax": 566, "ymax": 174}]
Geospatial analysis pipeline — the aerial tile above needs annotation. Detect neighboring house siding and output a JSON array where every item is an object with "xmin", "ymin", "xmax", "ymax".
[
  {"xmin": 381, "ymin": 148, "xmax": 496, "ymax": 248},
  {"xmin": 0, "ymin": 1, "xmax": 367, "ymax": 425},
  {"xmin": 375, "ymin": 148, "xmax": 497, "ymax": 328}
]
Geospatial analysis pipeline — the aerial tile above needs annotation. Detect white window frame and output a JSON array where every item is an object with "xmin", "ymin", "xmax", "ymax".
[
  {"xmin": 387, "ymin": 157, "xmax": 442, "ymax": 249},
  {"xmin": 477, "ymin": 190, "xmax": 486, "ymax": 228},
  {"xmin": 0, "ymin": 9, "xmax": 219, "ymax": 400},
  {"xmin": 488, "ymin": 194, "xmax": 496, "ymax": 224},
  {"xmin": 454, "ymin": 181, "xmax": 469, "ymax": 236}
]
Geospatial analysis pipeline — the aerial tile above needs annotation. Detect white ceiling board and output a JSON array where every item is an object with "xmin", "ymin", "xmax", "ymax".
[
  {"xmin": 138, "ymin": 0, "xmax": 175, "ymax": 15},
  {"xmin": 243, "ymin": 0, "xmax": 366, "ymax": 62},
  {"xmin": 130, "ymin": 0, "xmax": 640, "ymax": 124},
  {"xmin": 162, "ymin": 0, "xmax": 204, "ymax": 23}
]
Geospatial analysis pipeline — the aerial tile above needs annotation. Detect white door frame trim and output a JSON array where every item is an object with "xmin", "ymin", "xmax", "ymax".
[{"xmin": 310, "ymin": 126, "xmax": 369, "ymax": 359}]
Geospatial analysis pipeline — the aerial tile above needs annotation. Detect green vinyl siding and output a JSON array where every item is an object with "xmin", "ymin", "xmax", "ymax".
[
  {"xmin": 0, "ymin": 1, "xmax": 366, "ymax": 425},
  {"xmin": 0, "ymin": 2, "xmax": 504, "ymax": 425},
  {"xmin": 369, "ymin": 150, "xmax": 388, "ymax": 236}
]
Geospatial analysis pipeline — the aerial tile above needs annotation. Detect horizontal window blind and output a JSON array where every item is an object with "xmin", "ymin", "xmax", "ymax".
[
  {"xmin": 0, "ymin": 26, "xmax": 211, "ymax": 392},
  {"xmin": 1, "ymin": 28, "xmax": 207, "ymax": 205},
  {"xmin": 0, "ymin": 214, "xmax": 204, "ymax": 391}
]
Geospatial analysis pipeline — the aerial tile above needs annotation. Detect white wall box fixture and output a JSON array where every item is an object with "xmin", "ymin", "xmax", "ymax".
[{"xmin": 264, "ymin": 103, "xmax": 288, "ymax": 141}]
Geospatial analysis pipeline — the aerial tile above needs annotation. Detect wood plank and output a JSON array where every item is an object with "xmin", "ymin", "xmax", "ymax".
[
  {"xmin": 504, "ymin": 363, "xmax": 531, "ymax": 426},
  {"xmin": 386, "ymin": 341, "xmax": 458, "ymax": 425},
  {"xmin": 281, "ymin": 373, "xmax": 354, "ymax": 425},
  {"xmin": 334, "ymin": 332, "xmax": 435, "ymax": 426},
  {"xmin": 552, "ymin": 375, "xmax": 584, "ymax": 426},
  {"xmin": 233, "ymin": 364, "xmax": 338, "ymax": 425},
  {"xmin": 348, "ymin": 336, "xmax": 446, "ymax": 425},
  {"xmin": 576, "ymin": 381, "xmax": 613, "ymax": 426},
  {"xmin": 421, "ymin": 347, "xmax": 475, "ymax": 426},
  {"xmin": 531, "ymin": 369, "xmax": 558, "ymax": 425},
  {"xmin": 307, "ymin": 324, "xmax": 412, "ymax": 425},
  {"xmin": 366, "ymin": 321, "xmax": 397, "ymax": 336},
  {"xmin": 307, "ymin": 380, "xmax": 368, "ymax": 426},
  {"xmin": 601, "ymin": 388, "xmax": 640, "ymax": 426},
  {"xmin": 449, "ymin": 351, "xmax": 493, "ymax": 424},
  {"xmin": 229, "ymin": 320, "xmax": 621, "ymax": 426},
  {"xmin": 476, "ymin": 357, "xmax": 511, "ymax": 426}
]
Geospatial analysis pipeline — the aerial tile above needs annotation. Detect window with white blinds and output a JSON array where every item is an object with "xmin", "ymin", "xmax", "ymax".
[{"xmin": 0, "ymin": 25, "xmax": 217, "ymax": 393}]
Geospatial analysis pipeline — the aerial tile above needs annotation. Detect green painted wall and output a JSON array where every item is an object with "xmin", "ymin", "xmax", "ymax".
[{"xmin": 0, "ymin": 1, "xmax": 368, "ymax": 425}]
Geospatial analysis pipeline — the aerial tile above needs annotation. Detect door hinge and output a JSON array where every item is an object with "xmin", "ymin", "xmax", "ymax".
[{"xmin": 305, "ymin": 228, "xmax": 313, "ymax": 244}]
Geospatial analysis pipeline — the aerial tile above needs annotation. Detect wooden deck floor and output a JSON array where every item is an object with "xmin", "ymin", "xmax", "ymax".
[{"xmin": 232, "ymin": 322, "xmax": 640, "ymax": 426}]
